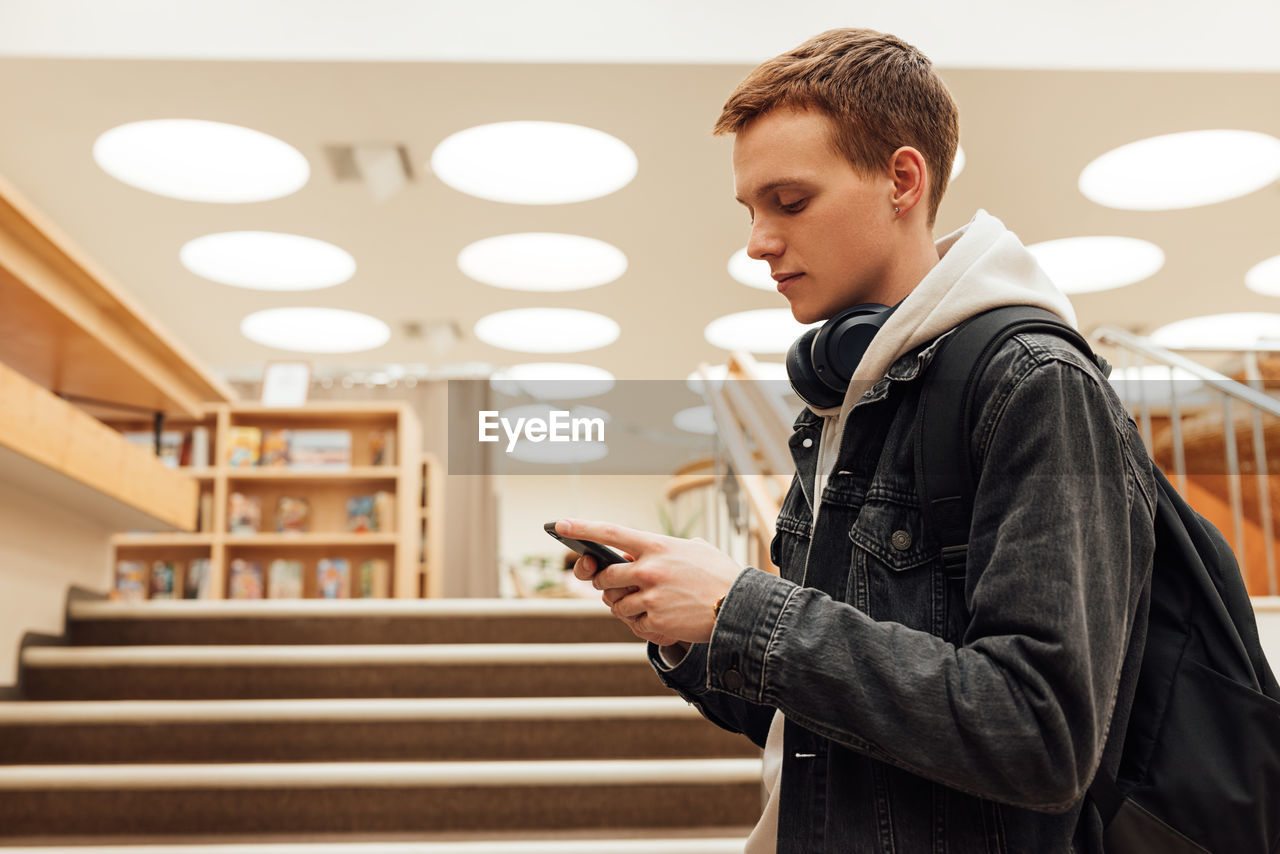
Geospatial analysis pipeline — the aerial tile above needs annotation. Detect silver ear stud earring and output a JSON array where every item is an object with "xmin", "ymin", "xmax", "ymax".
[{"xmin": 893, "ymin": 206, "xmax": 900, "ymax": 214}]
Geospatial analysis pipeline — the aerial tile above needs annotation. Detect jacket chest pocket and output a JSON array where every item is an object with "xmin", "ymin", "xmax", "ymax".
[{"xmin": 848, "ymin": 496, "xmax": 944, "ymax": 632}]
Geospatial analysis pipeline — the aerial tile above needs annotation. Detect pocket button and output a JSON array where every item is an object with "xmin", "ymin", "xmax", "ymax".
[{"xmin": 891, "ymin": 530, "xmax": 912, "ymax": 551}]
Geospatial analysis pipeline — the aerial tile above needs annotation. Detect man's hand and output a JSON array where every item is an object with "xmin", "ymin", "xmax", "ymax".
[{"xmin": 557, "ymin": 518, "xmax": 743, "ymax": 645}]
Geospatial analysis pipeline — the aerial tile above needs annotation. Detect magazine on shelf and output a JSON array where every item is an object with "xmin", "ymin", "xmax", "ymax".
[
  {"xmin": 268, "ymin": 559, "xmax": 305, "ymax": 598},
  {"xmin": 229, "ymin": 559, "xmax": 264, "ymax": 599},
  {"xmin": 289, "ymin": 429, "xmax": 352, "ymax": 471},
  {"xmin": 317, "ymin": 558, "xmax": 350, "ymax": 598},
  {"xmin": 358, "ymin": 558, "xmax": 390, "ymax": 598},
  {"xmin": 347, "ymin": 495, "xmax": 375, "ymax": 532},
  {"xmin": 113, "ymin": 560, "xmax": 147, "ymax": 601},
  {"xmin": 226, "ymin": 427, "xmax": 262, "ymax": 468},
  {"xmin": 150, "ymin": 561, "xmax": 178, "ymax": 599},
  {"xmin": 275, "ymin": 496, "xmax": 311, "ymax": 533},
  {"xmin": 184, "ymin": 558, "xmax": 212, "ymax": 599},
  {"xmin": 189, "ymin": 426, "xmax": 211, "ymax": 470},
  {"xmin": 372, "ymin": 490, "xmax": 395, "ymax": 532},
  {"xmin": 228, "ymin": 492, "xmax": 262, "ymax": 534},
  {"xmin": 260, "ymin": 429, "xmax": 292, "ymax": 467}
]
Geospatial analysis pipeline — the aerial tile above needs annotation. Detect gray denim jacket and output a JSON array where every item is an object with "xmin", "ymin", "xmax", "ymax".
[{"xmin": 650, "ymin": 330, "xmax": 1157, "ymax": 853}]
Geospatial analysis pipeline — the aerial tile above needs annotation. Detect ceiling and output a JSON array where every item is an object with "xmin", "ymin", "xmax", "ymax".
[{"xmin": 0, "ymin": 2, "xmax": 1278, "ymax": 393}]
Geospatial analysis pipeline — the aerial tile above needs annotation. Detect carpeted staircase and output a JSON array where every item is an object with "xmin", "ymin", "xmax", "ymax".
[{"xmin": 0, "ymin": 598, "xmax": 761, "ymax": 850}]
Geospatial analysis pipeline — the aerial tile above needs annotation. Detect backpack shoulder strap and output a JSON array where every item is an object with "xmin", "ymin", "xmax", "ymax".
[{"xmin": 914, "ymin": 305, "xmax": 1105, "ymax": 576}]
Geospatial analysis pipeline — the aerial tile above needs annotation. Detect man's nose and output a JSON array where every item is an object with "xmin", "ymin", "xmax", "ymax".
[{"xmin": 746, "ymin": 220, "xmax": 783, "ymax": 260}]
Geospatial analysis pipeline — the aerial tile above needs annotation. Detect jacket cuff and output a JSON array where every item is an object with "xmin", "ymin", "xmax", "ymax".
[
  {"xmin": 647, "ymin": 640, "xmax": 711, "ymax": 696},
  {"xmin": 706, "ymin": 566, "xmax": 799, "ymax": 702}
]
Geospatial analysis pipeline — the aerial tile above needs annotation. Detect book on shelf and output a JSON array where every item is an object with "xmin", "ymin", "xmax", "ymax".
[
  {"xmin": 267, "ymin": 559, "xmax": 305, "ymax": 598},
  {"xmin": 317, "ymin": 558, "xmax": 350, "ymax": 599},
  {"xmin": 226, "ymin": 426, "xmax": 262, "ymax": 468},
  {"xmin": 228, "ymin": 492, "xmax": 261, "ymax": 534},
  {"xmin": 347, "ymin": 490, "xmax": 396, "ymax": 533},
  {"xmin": 189, "ymin": 426, "xmax": 211, "ymax": 470},
  {"xmin": 198, "ymin": 492, "xmax": 214, "ymax": 533},
  {"xmin": 369, "ymin": 429, "xmax": 396, "ymax": 466},
  {"xmin": 112, "ymin": 560, "xmax": 147, "ymax": 601},
  {"xmin": 289, "ymin": 429, "xmax": 352, "ymax": 471},
  {"xmin": 261, "ymin": 429, "xmax": 291, "ymax": 467},
  {"xmin": 149, "ymin": 561, "xmax": 178, "ymax": 600},
  {"xmin": 184, "ymin": 558, "xmax": 212, "ymax": 599},
  {"xmin": 275, "ymin": 496, "xmax": 311, "ymax": 533},
  {"xmin": 358, "ymin": 558, "xmax": 390, "ymax": 598},
  {"xmin": 121, "ymin": 430, "xmax": 185, "ymax": 469},
  {"xmin": 229, "ymin": 559, "xmax": 264, "ymax": 599}
]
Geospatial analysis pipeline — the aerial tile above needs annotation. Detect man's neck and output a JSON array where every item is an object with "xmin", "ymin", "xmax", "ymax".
[{"xmin": 875, "ymin": 228, "xmax": 941, "ymax": 306}]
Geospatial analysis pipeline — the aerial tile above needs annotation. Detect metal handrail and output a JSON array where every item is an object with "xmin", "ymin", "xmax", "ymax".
[
  {"xmin": 1094, "ymin": 326, "xmax": 1279, "ymax": 595},
  {"xmin": 1094, "ymin": 327, "xmax": 1280, "ymax": 417}
]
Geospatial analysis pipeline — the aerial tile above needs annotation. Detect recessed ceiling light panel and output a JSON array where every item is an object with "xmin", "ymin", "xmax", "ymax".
[
  {"xmin": 474, "ymin": 308, "xmax": 620, "ymax": 353},
  {"xmin": 1150, "ymin": 313, "xmax": 1280, "ymax": 350},
  {"xmin": 704, "ymin": 309, "xmax": 817, "ymax": 354},
  {"xmin": 674, "ymin": 405, "xmax": 718, "ymax": 435},
  {"xmin": 1245, "ymin": 254, "xmax": 1280, "ymax": 297},
  {"xmin": 490, "ymin": 362, "xmax": 616, "ymax": 399},
  {"xmin": 93, "ymin": 119, "xmax": 310, "ymax": 203},
  {"xmin": 430, "ymin": 121, "xmax": 638, "ymax": 205},
  {"xmin": 459, "ymin": 233, "xmax": 627, "ymax": 291},
  {"xmin": 685, "ymin": 362, "xmax": 787, "ymax": 394},
  {"xmin": 728, "ymin": 248, "xmax": 775, "ymax": 291},
  {"xmin": 1027, "ymin": 236, "xmax": 1165, "ymax": 294},
  {"xmin": 240, "ymin": 307, "xmax": 391, "ymax": 354},
  {"xmin": 1079, "ymin": 130, "xmax": 1280, "ymax": 210},
  {"xmin": 181, "ymin": 231, "xmax": 356, "ymax": 291},
  {"xmin": 951, "ymin": 145, "xmax": 966, "ymax": 181}
]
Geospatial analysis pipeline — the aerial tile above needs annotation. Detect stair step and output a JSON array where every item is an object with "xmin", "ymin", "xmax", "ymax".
[
  {"xmin": 0, "ymin": 759, "xmax": 764, "ymax": 837},
  {"xmin": 20, "ymin": 644, "xmax": 664, "ymax": 700},
  {"xmin": 0, "ymin": 697, "xmax": 756, "ymax": 763},
  {"xmin": 0, "ymin": 833, "xmax": 750, "ymax": 852},
  {"xmin": 66, "ymin": 599, "xmax": 639, "ymax": 646}
]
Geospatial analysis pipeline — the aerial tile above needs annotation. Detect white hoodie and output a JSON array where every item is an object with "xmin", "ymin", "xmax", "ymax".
[{"xmin": 745, "ymin": 210, "xmax": 1077, "ymax": 853}]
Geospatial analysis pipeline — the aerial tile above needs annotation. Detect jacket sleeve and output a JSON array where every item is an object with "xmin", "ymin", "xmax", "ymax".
[
  {"xmin": 702, "ymin": 348, "xmax": 1157, "ymax": 812},
  {"xmin": 647, "ymin": 640, "xmax": 777, "ymax": 749}
]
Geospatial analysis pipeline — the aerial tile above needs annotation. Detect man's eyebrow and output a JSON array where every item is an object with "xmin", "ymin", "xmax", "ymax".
[{"xmin": 734, "ymin": 179, "xmax": 811, "ymax": 205}]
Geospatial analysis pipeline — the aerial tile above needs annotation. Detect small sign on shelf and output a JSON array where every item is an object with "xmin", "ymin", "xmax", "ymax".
[{"xmin": 260, "ymin": 361, "xmax": 312, "ymax": 407}]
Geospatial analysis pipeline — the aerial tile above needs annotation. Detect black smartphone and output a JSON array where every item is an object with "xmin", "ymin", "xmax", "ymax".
[{"xmin": 544, "ymin": 521, "xmax": 630, "ymax": 568}]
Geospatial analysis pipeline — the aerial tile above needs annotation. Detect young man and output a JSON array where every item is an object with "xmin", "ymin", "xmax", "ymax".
[{"xmin": 556, "ymin": 28, "xmax": 1156, "ymax": 853}]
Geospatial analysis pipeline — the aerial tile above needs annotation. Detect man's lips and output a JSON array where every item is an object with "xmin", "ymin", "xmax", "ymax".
[{"xmin": 773, "ymin": 272, "xmax": 804, "ymax": 293}]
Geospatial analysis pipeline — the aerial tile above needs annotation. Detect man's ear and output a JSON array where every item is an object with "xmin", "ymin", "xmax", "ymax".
[{"xmin": 889, "ymin": 146, "xmax": 927, "ymax": 216}]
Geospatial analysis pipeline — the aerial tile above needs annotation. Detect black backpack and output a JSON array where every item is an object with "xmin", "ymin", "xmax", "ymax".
[{"xmin": 915, "ymin": 305, "xmax": 1280, "ymax": 854}]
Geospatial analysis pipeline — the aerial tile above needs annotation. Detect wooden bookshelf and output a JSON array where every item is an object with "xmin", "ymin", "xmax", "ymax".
[
  {"xmin": 420, "ymin": 454, "xmax": 444, "ymax": 599},
  {"xmin": 108, "ymin": 402, "xmax": 428, "ymax": 599}
]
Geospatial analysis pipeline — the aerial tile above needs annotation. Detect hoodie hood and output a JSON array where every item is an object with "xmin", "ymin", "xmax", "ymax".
[{"xmin": 807, "ymin": 209, "xmax": 1078, "ymax": 422}]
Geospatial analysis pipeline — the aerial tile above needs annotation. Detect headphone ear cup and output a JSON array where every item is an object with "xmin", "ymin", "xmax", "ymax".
[{"xmin": 787, "ymin": 326, "xmax": 844, "ymax": 410}]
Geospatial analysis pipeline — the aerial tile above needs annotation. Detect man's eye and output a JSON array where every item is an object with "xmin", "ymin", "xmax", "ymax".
[{"xmin": 781, "ymin": 200, "xmax": 807, "ymax": 213}]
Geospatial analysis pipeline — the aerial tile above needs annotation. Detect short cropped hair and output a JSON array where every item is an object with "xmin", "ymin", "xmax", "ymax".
[{"xmin": 715, "ymin": 28, "xmax": 959, "ymax": 227}]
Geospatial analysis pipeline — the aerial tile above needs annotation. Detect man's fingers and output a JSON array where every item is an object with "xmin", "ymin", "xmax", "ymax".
[
  {"xmin": 572, "ymin": 554, "xmax": 596, "ymax": 580},
  {"xmin": 602, "ymin": 586, "xmax": 638, "ymax": 606},
  {"xmin": 556, "ymin": 519, "xmax": 654, "ymax": 555}
]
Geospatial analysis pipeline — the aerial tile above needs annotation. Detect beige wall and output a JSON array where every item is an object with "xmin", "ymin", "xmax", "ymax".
[{"xmin": 0, "ymin": 478, "xmax": 111, "ymax": 687}]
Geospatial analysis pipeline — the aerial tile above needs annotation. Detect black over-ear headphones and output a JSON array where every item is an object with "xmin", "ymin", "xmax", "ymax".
[{"xmin": 786, "ymin": 302, "xmax": 898, "ymax": 409}]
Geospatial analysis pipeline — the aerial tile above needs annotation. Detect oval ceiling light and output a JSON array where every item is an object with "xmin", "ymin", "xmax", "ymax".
[
  {"xmin": 490, "ymin": 362, "xmax": 616, "ymax": 399},
  {"xmin": 1079, "ymin": 130, "xmax": 1280, "ymax": 210},
  {"xmin": 93, "ymin": 119, "xmax": 309, "ymax": 203},
  {"xmin": 474, "ymin": 308, "xmax": 620, "ymax": 354},
  {"xmin": 728, "ymin": 248, "xmax": 774, "ymax": 291},
  {"xmin": 674, "ymin": 405, "xmax": 718, "ymax": 436},
  {"xmin": 1027, "ymin": 236, "xmax": 1165, "ymax": 294},
  {"xmin": 180, "ymin": 231, "xmax": 356, "ymax": 291},
  {"xmin": 1245, "ymin": 254, "xmax": 1280, "ymax": 297},
  {"xmin": 704, "ymin": 309, "xmax": 817, "ymax": 354},
  {"xmin": 430, "ymin": 121, "xmax": 638, "ymax": 205},
  {"xmin": 1108, "ymin": 365, "xmax": 1205, "ymax": 406},
  {"xmin": 459, "ymin": 233, "xmax": 627, "ymax": 292},
  {"xmin": 240, "ymin": 307, "xmax": 390, "ymax": 354},
  {"xmin": 950, "ymin": 145, "xmax": 966, "ymax": 181},
  {"xmin": 509, "ymin": 439, "xmax": 609, "ymax": 465},
  {"xmin": 1150, "ymin": 313, "xmax": 1280, "ymax": 350}
]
